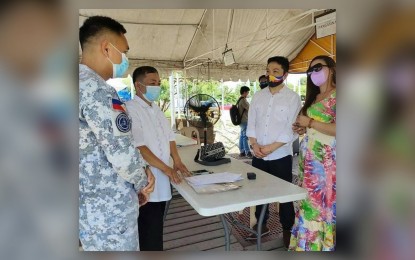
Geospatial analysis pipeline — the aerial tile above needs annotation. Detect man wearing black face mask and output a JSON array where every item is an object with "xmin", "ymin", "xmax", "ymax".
[
  {"xmin": 259, "ymin": 75, "xmax": 268, "ymax": 89},
  {"xmin": 246, "ymin": 56, "xmax": 301, "ymax": 248}
]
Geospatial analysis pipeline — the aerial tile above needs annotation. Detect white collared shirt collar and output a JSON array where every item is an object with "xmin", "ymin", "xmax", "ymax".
[{"xmin": 134, "ymin": 95, "xmax": 154, "ymax": 108}]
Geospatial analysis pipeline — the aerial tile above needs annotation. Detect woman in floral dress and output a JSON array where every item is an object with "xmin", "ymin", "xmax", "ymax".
[{"xmin": 289, "ymin": 55, "xmax": 336, "ymax": 251}]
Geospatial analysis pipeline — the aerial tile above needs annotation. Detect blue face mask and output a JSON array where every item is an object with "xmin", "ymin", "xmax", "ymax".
[
  {"xmin": 107, "ymin": 43, "xmax": 129, "ymax": 78},
  {"xmin": 143, "ymin": 85, "xmax": 161, "ymax": 102}
]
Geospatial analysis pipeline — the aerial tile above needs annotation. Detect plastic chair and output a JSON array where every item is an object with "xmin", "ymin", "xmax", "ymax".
[{"xmin": 179, "ymin": 126, "xmax": 201, "ymax": 145}]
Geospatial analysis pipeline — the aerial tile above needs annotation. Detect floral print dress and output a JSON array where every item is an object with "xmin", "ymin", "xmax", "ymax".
[{"xmin": 289, "ymin": 91, "xmax": 336, "ymax": 251}]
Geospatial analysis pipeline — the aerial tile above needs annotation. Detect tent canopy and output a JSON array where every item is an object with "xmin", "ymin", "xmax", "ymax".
[
  {"xmin": 79, "ymin": 9, "xmax": 335, "ymax": 81},
  {"xmin": 290, "ymin": 34, "xmax": 336, "ymax": 73}
]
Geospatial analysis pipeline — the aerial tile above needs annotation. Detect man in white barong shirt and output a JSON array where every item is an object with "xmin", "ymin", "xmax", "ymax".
[{"xmin": 126, "ymin": 66, "xmax": 191, "ymax": 251}]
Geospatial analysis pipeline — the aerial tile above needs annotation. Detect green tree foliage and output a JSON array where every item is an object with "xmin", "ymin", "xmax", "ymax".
[
  {"xmin": 300, "ymin": 76, "xmax": 307, "ymax": 99},
  {"xmin": 300, "ymin": 76, "xmax": 307, "ymax": 85},
  {"xmin": 189, "ymin": 80, "xmax": 219, "ymax": 97},
  {"xmin": 224, "ymin": 86, "xmax": 239, "ymax": 105},
  {"xmin": 157, "ymin": 78, "xmax": 170, "ymax": 112},
  {"xmin": 187, "ymin": 80, "xmax": 239, "ymax": 105},
  {"xmin": 159, "ymin": 78, "xmax": 253, "ymax": 112},
  {"xmin": 287, "ymin": 76, "xmax": 307, "ymax": 100}
]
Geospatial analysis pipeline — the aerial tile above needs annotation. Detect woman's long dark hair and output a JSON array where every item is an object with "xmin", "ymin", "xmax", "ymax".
[{"xmin": 301, "ymin": 55, "xmax": 336, "ymax": 116}]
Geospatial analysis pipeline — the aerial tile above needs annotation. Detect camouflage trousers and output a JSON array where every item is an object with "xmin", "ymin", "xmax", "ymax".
[
  {"xmin": 79, "ymin": 191, "xmax": 140, "ymax": 251},
  {"xmin": 80, "ymin": 217, "xmax": 139, "ymax": 251}
]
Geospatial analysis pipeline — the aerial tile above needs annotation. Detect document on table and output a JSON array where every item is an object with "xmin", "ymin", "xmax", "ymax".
[
  {"xmin": 185, "ymin": 172, "xmax": 243, "ymax": 186},
  {"xmin": 188, "ymin": 183, "xmax": 241, "ymax": 194}
]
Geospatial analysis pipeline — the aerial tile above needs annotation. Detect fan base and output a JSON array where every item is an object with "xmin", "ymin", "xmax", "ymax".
[{"xmin": 194, "ymin": 158, "xmax": 231, "ymax": 166}]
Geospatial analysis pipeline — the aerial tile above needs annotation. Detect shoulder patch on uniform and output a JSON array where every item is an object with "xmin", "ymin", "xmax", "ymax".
[
  {"xmin": 112, "ymin": 98, "xmax": 126, "ymax": 112},
  {"xmin": 115, "ymin": 112, "xmax": 131, "ymax": 133}
]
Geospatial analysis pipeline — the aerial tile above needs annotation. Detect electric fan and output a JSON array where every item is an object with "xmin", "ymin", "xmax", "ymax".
[
  {"xmin": 184, "ymin": 94, "xmax": 229, "ymax": 165},
  {"xmin": 183, "ymin": 94, "xmax": 221, "ymax": 144}
]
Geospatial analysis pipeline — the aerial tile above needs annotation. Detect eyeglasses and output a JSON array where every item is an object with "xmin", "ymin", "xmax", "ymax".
[{"xmin": 306, "ymin": 63, "xmax": 329, "ymax": 76}]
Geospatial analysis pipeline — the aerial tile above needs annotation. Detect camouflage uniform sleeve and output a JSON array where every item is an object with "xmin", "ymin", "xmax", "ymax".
[
  {"xmin": 132, "ymin": 166, "xmax": 148, "ymax": 194},
  {"xmin": 81, "ymin": 88, "xmax": 148, "ymax": 192}
]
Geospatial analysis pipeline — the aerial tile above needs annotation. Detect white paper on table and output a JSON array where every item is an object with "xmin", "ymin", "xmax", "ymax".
[
  {"xmin": 188, "ymin": 183, "xmax": 241, "ymax": 194},
  {"xmin": 185, "ymin": 172, "xmax": 243, "ymax": 186}
]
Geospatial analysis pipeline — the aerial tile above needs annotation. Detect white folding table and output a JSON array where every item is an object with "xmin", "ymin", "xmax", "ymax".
[
  {"xmin": 174, "ymin": 133, "xmax": 198, "ymax": 147},
  {"xmin": 169, "ymin": 145, "xmax": 307, "ymax": 251}
]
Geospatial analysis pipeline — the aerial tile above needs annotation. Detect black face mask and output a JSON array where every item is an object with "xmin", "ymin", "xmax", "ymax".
[
  {"xmin": 259, "ymin": 82, "xmax": 268, "ymax": 89},
  {"xmin": 267, "ymin": 75, "xmax": 285, "ymax": 88}
]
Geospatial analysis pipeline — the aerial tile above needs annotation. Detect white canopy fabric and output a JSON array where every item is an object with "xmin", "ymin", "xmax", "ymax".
[{"xmin": 79, "ymin": 9, "xmax": 326, "ymax": 81}]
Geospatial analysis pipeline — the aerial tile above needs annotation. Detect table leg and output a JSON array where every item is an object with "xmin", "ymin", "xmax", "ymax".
[
  {"xmin": 220, "ymin": 215, "xmax": 230, "ymax": 251},
  {"xmin": 256, "ymin": 204, "xmax": 267, "ymax": 251}
]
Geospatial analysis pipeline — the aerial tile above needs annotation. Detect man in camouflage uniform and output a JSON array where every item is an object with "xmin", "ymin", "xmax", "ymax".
[{"xmin": 79, "ymin": 16, "xmax": 155, "ymax": 251}]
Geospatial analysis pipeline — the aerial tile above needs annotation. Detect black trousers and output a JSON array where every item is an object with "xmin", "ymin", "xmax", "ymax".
[
  {"xmin": 252, "ymin": 155, "xmax": 295, "ymax": 231},
  {"xmin": 138, "ymin": 201, "xmax": 166, "ymax": 251}
]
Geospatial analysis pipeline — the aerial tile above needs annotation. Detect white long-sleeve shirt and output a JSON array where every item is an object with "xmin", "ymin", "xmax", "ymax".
[
  {"xmin": 247, "ymin": 85, "xmax": 301, "ymax": 160},
  {"xmin": 126, "ymin": 96, "xmax": 175, "ymax": 202}
]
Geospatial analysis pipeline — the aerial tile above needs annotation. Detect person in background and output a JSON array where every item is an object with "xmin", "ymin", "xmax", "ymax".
[
  {"xmin": 238, "ymin": 86, "xmax": 252, "ymax": 158},
  {"xmin": 126, "ymin": 66, "xmax": 191, "ymax": 251},
  {"xmin": 259, "ymin": 74, "xmax": 268, "ymax": 89},
  {"xmin": 290, "ymin": 55, "xmax": 336, "ymax": 251},
  {"xmin": 79, "ymin": 16, "xmax": 155, "ymax": 251},
  {"xmin": 247, "ymin": 56, "xmax": 301, "ymax": 246}
]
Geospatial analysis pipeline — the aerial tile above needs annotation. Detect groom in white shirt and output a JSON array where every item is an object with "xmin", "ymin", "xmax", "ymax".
[{"xmin": 247, "ymin": 56, "xmax": 301, "ymax": 248}]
